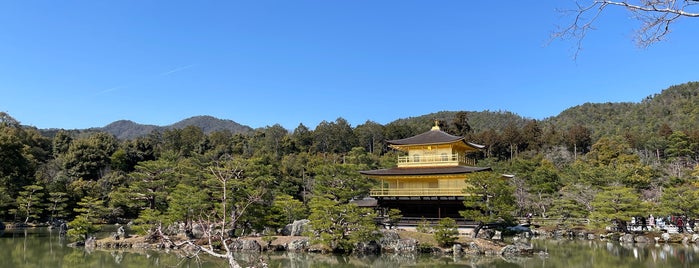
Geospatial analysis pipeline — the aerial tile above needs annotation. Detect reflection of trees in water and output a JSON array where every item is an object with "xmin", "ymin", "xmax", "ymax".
[
  {"xmin": 2, "ymin": 227, "xmax": 218, "ymax": 267},
  {"xmin": 529, "ymin": 239, "xmax": 699, "ymax": 268},
  {"xmin": 231, "ymin": 251, "xmax": 267, "ymax": 267},
  {"xmin": 262, "ymin": 251, "xmax": 538, "ymax": 268},
  {"xmin": 6, "ymin": 230, "xmax": 699, "ymax": 267},
  {"xmin": 562, "ymin": 239, "xmax": 699, "ymax": 267},
  {"xmin": 376, "ymin": 252, "xmax": 418, "ymax": 266},
  {"xmin": 264, "ymin": 252, "xmax": 313, "ymax": 268},
  {"xmin": 110, "ymin": 251, "xmax": 124, "ymax": 264},
  {"xmin": 606, "ymin": 241, "xmax": 619, "ymax": 256}
]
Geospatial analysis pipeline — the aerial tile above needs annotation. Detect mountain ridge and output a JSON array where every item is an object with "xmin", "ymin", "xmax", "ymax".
[
  {"xmin": 35, "ymin": 81, "xmax": 699, "ymax": 141},
  {"xmin": 94, "ymin": 115, "xmax": 254, "ymax": 139}
]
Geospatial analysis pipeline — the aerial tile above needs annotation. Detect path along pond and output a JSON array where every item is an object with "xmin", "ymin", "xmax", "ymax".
[{"xmin": 1, "ymin": 227, "xmax": 699, "ymax": 268}]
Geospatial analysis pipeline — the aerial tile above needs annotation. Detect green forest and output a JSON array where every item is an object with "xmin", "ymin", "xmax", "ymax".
[{"xmin": 2, "ymin": 82, "xmax": 699, "ymax": 251}]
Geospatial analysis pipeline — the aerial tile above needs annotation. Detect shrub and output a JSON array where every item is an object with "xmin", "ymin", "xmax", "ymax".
[
  {"xmin": 416, "ymin": 217, "xmax": 431, "ymax": 233},
  {"xmin": 433, "ymin": 217, "xmax": 459, "ymax": 247}
]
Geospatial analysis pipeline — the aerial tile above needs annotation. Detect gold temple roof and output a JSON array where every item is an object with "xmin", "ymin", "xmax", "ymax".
[{"xmin": 387, "ymin": 127, "xmax": 484, "ymax": 151}]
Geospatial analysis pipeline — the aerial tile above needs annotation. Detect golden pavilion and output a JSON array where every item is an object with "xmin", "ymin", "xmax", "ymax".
[{"xmin": 359, "ymin": 121, "xmax": 491, "ymax": 219}]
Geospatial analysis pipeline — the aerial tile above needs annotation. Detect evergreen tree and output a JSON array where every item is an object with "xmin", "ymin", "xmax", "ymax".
[
  {"xmin": 74, "ymin": 196, "xmax": 109, "ymax": 222},
  {"xmin": 659, "ymin": 184, "xmax": 699, "ymax": 218},
  {"xmin": 589, "ymin": 186, "xmax": 644, "ymax": 229},
  {"xmin": 433, "ymin": 217, "xmax": 459, "ymax": 247},
  {"xmin": 133, "ymin": 208, "xmax": 163, "ymax": 235},
  {"xmin": 0, "ymin": 120, "xmax": 33, "ymax": 198},
  {"xmin": 311, "ymin": 162, "xmax": 373, "ymax": 202},
  {"xmin": 12, "ymin": 184, "xmax": 45, "ymax": 224},
  {"xmin": 47, "ymin": 191, "xmax": 69, "ymax": 222},
  {"xmin": 62, "ymin": 132, "xmax": 118, "ymax": 180},
  {"xmin": 52, "ymin": 130, "xmax": 72, "ymax": 158},
  {"xmin": 451, "ymin": 111, "xmax": 472, "ymax": 138},
  {"xmin": 460, "ymin": 172, "xmax": 516, "ymax": 238},
  {"xmin": 529, "ymin": 159, "xmax": 562, "ymax": 194},
  {"xmin": 265, "ymin": 194, "xmax": 307, "ymax": 230},
  {"xmin": 291, "ymin": 123, "xmax": 313, "ymax": 153},
  {"xmin": 68, "ymin": 196, "xmax": 108, "ymax": 242},
  {"xmin": 566, "ymin": 124, "xmax": 592, "ymax": 156},
  {"xmin": 166, "ymin": 183, "xmax": 211, "ymax": 232},
  {"xmin": 67, "ymin": 215, "xmax": 100, "ymax": 242},
  {"xmin": 354, "ymin": 120, "xmax": 386, "ymax": 155},
  {"xmin": 306, "ymin": 196, "xmax": 378, "ymax": 252},
  {"xmin": 666, "ymin": 131, "xmax": 696, "ymax": 159},
  {"xmin": 521, "ymin": 120, "xmax": 543, "ymax": 152},
  {"xmin": 111, "ymin": 159, "xmax": 177, "ymax": 214},
  {"xmin": 384, "ymin": 208, "xmax": 403, "ymax": 229}
]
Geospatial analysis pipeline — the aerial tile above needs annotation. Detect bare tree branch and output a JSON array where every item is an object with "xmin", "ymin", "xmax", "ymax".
[
  {"xmin": 553, "ymin": 0, "xmax": 699, "ymax": 58},
  {"xmin": 140, "ymin": 155, "xmax": 267, "ymax": 268}
]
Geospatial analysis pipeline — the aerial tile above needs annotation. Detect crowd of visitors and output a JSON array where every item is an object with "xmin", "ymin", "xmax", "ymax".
[{"xmin": 626, "ymin": 214, "xmax": 695, "ymax": 233}]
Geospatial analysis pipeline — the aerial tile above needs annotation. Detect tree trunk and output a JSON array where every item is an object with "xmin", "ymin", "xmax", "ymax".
[
  {"xmin": 472, "ymin": 222, "xmax": 484, "ymax": 238},
  {"xmin": 615, "ymin": 219, "xmax": 629, "ymax": 233},
  {"xmin": 23, "ymin": 201, "xmax": 31, "ymax": 224}
]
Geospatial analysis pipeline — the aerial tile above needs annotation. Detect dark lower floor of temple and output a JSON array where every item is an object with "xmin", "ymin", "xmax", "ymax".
[{"xmin": 375, "ymin": 196, "xmax": 466, "ymax": 219}]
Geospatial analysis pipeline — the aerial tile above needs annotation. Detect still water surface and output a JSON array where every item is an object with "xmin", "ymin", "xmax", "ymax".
[{"xmin": 2, "ymin": 227, "xmax": 699, "ymax": 267}]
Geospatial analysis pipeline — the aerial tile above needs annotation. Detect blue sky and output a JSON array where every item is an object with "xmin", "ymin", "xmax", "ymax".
[{"xmin": 1, "ymin": 1, "xmax": 697, "ymax": 130}]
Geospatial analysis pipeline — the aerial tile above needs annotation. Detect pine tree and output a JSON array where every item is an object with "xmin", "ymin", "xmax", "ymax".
[
  {"xmin": 460, "ymin": 172, "xmax": 515, "ymax": 238},
  {"xmin": 589, "ymin": 186, "xmax": 644, "ymax": 229},
  {"xmin": 13, "ymin": 184, "xmax": 45, "ymax": 224},
  {"xmin": 306, "ymin": 196, "xmax": 378, "ymax": 252},
  {"xmin": 47, "ymin": 191, "xmax": 69, "ymax": 222},
  {"xmin": 434, "ymin": 217, "xmax": 459, "ymax": 247}
]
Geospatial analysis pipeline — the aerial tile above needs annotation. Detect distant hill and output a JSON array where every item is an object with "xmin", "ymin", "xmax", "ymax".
[
  {"xmin": 97, "ymin": 116, "xmax": 253, "ymax": 139},
  {"xmin": 168, "ymin": 115, "xmax": 252, "ymax": 134},
  {"xmin": 101, "ymin": 120, "xmax": 160, "ymax": 140},
  {"xmin": 36, "ymin": 81, "xmax": 699, "ymax": 143}
]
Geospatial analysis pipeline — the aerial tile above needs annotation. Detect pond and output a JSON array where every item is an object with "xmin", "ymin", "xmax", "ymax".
[{"xmin": 1, "ymin": 227, "xmax": 698, "ymax": 267}]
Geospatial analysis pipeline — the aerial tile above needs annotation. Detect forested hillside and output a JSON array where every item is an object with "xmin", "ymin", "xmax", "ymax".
[
  {"xmin": 1, "ymin": 81, "xmax": 698, "ymax": 250},
  {"xmin": 99, "ymin": 120, "xmax": 160, "ymax": 140},
  {"xmin": 96, "ymin": 115, "xmax": 254, "ymax": 139},
  {"xmin": 548, "ymin": 82, "xmax": 699, "ymax": 142}
]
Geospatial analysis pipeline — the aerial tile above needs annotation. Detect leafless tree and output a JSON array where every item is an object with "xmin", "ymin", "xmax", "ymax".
[
  {"xmin": 160, "ymin": 156, "xmax": 266, "ymax": 268},
  {"xmin": 553, "ymin": 0, "xmax": 699, "ymax": 58},
  {"xmin": 562, "ymin": 183, "xmax": 598, "ymax": 212}
]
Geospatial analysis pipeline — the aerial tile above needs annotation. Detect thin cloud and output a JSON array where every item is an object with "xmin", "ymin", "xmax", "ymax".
[
  {"xmin": 160, "ymin": 64, "xmax": 196, "ymax": 76},
  {"xmin": 96, "ymin": 64, "xmax": 196, "ymax": 95},
  {"xmin": 99, "ymin": 86, "xmax": 122, "ymax": 94}
]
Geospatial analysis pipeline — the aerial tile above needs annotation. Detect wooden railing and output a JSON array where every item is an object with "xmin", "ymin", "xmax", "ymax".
[
  {"xmin": 396, "ymin": 153, "xmax": 475, "ymax": 167},
  {"xmin": 396, "ymin": 217, "xmax": 479, "ymax": 227},
  {"xmin": 370, "ymin": 188, "xmax": 464, "ymax": 196}
]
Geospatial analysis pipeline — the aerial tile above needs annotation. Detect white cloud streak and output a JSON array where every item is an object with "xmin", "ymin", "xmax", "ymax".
[
  {"xmin": 160, "ymin": 64, "xmax": 196, "ymax": 77},
  {"xmin": 97, "ymin": 64, "xmax": 196, "ymax": 94}
]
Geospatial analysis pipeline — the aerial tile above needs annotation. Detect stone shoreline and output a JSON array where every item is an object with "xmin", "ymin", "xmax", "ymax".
[
  {"xmin": 80, "ymin": 225, "xmax": 699, "ymax": 258},
  {"xmin": 91, "ymin": 229, "xmax": 535, "ymax": 257},
  {"xmin": 535, "ymin": 227, "xmax": 699, "ymax": 244}
]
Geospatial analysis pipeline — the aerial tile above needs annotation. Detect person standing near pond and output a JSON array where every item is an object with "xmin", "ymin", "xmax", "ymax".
[{"xmin": 689, "ymin": 218, "xmax": 695, "ymax": 233}]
